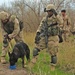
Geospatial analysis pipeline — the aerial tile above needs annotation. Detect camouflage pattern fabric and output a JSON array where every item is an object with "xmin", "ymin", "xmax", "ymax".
[
  {"xmin": 35, "ymin": 14, "xmax": 63, "ymax": 56},
  {"xmin": 61, "ymin": 14, "xmax": 71, "ymax": 41},
  {"xmin": 0, "ymin": 11, "xmax": 23, "ymax": 57}
]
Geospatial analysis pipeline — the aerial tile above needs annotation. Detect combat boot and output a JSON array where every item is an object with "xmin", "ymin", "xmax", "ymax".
[
  {"xmin": 31, "ymin": 56, "xmax": 38, "ymax": 64},
  {"xmin": 50, "ymin": 64, "xmax": 56, "ymax": 71},
  {"xmin": 28, "ymin": 55, "xmax": 38, "ymax": 68},
  {"xmin": 31, "ymin": 47, "xmax": 40, "ymax": 64},
  {"xmin": 1, "ymin": 56, "xmax": 7, "ymax": 64}
]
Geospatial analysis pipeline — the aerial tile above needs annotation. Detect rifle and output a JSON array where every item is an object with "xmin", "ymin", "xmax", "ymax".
[
  {"xmin": 43, "ymin": 16, "xmax": 60, "ymax": 50},
  {"xmin": 43, "ymin": 16, "xmax": 48, "ymax": 49}
]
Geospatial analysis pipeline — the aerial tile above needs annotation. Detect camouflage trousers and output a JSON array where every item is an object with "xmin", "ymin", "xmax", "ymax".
[
  {"xmin": 62, "ymin": 30, "xmax": 71, "ymax": 42},
  {"xmin": 1, "ymin": 32, "xmax": 23, "ymax": 57},
  {"xmin": 35, "ymin": 35, "xmax": 59, "ymax": 56}
]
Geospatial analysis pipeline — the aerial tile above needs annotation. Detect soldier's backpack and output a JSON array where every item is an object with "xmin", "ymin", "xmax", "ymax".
[{"xmin": 2, "ymin": 18, "xmax": 23, "ymax": 34}]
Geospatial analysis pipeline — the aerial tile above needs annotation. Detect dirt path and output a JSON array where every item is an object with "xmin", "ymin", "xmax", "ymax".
[{"xmin": 0, "ymin": 63, "xmax": 28, "ymax": 75}]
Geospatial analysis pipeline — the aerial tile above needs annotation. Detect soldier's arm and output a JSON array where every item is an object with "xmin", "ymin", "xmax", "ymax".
[
  {"xmin": 37, "ymin": 17, "xmax": 46, "ymax": 33},
  {"xmin": 56, "ymin": 15, "xmax": 63, "ymax": 28},
  {"xmin": 67, "ymin": 16, "xmax": 71, "ymax": 25},
  {"xmin": 67, "ymin": 16, "xmax": 72, "ymax": 31},
  {"xmin": 8, "ymin": 17, "xmax": 20, "ymax": 39}
]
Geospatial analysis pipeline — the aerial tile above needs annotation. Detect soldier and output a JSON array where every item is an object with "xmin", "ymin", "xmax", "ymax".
[
  {"xmin": 61, "ymin": 9, "xmax": 71, "ymax": 42},
  {"xmin": 31, "ymin": 4, "xmax": 63, "ymax": 71},
  {"xmin": 0, "ymin": 11, "xmax": 23, "ymax": 64}
]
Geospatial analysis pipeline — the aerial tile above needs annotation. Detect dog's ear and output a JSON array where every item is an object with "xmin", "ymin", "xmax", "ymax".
[{"xmin": 8, "ymin": 52, "xmax": 11, "ymax": 57}]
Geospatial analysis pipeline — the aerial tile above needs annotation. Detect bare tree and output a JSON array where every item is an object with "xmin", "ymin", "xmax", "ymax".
[{"xmin": 0, "ymin": 0, "xmax": 75, "ymax": 32}]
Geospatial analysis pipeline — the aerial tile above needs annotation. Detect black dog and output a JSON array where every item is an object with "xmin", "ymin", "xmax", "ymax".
[{"xmin": 8, "ymin": 41, "xmax": 30, "ymax": 68}]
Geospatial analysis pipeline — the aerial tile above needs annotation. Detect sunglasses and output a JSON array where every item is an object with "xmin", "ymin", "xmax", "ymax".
[{"xmin": 46, "ymin": 10, "xmax": 53, "ymax": 12}]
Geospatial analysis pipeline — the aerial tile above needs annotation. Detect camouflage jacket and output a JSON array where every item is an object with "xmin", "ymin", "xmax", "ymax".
[
  {"xmin": 37, "ymin": 14, "xmax": 63, "ymax": 36},
  {"xmin": 61, "ymin": 14, "xmax": 71, "ymax": 31},
  {"xmin": 1, "ymin": 15, "xmax": 20, "ymax": 39}
]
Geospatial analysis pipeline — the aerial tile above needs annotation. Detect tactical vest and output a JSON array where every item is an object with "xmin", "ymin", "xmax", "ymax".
[
  {"xmin": 2, "ymin": 20, "xmax": 23, "ymax": 34},
  {"xmin": 41, "ymin": 16, "xmax": 59, "ymax": 37},
  {"xmin": 47, "ymin": 23, "xmax": 59, "ymax": 36}
]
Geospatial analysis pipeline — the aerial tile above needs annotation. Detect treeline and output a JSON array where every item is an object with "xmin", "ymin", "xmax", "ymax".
[{"xmin": 0, "ymin": 0, "xmax": 75, "ymax": 32}]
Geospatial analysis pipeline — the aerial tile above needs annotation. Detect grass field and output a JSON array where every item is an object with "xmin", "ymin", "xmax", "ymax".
[{"xmin": 0, "ymin": 32, "xmax": 75, "ymax": 75}]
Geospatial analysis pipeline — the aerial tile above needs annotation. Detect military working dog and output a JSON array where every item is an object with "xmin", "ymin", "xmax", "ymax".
[{"xmin": 8, "ymin": 41, "xmax": 30, "ymax": 68}]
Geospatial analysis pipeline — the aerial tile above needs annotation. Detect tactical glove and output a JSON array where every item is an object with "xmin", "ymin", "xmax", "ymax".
[
  {"xmin": 58, "ymin": 28, "xmax": 63, "ymax": 43},
  {"xmin": 52, "ymin": 9, "xmax": 57, "ymax": 16},
  {"xmin": 4, "ymin": 34, "xmax": 11, "ymax": 41},
  {"xmin": 58, "ymin": 35, "xmax": 63, "ymax": 43}
]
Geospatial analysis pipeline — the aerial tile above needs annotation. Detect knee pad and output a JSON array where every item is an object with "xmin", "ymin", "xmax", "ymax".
[
  {"xmin": 51, "ymin": 55, "xmax": 57, "ymax": 64},
  {"xmin": 33, "ymin": 47, "xmax": 40, "ymax": 56}
]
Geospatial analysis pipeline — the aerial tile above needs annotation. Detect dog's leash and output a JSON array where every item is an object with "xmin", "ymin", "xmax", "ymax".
[
  {"xmin": 7, "ymin": 39, "xmax": 13, "ymax": 52},
  {"xmin": 9, "ymin": 41, "xmax": 13, "ymax": 50}
]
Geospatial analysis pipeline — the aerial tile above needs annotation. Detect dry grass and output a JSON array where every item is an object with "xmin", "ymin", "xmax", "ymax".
[
  {"xmin": 0, "ymin": 32, "xmax": 75, "ymax": 74},
  {"xmin": 22, "ymin": 32, "xmax": 35, "ymax": 47},
  {"xmin": 0, "ymin": 32, "xmax": 3, "ymax": 42},
  {"xmin": 58, "ymin": 37, "xmax": 75, "ymax": 73},
  {"xmin": 0, "ymin": 31, "xmax": 35, "ymax": 47}
]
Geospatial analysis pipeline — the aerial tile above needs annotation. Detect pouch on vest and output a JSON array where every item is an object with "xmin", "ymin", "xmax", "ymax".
[
  {"xmin": 2, "ymin": 21, "xmax": 23, "ymax": 34},
  {"xmin": 48, "ymin": 26, "xmax": 59, "ymax": 36}
]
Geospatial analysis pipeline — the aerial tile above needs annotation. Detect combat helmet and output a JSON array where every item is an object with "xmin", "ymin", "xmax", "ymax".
[
  {"xmin": 0, "ymin": 11, "xmax": 9, "ymax": 21},
  {"xmin": 44, "ymin": 4, "xmax": 55, "ymax": 12}
]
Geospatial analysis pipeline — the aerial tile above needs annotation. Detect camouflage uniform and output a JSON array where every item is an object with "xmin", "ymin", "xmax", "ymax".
[
  {"xmin": 0, "ymin": 11, "xmax": 23, "ymax": 64},
  {"xmin": 60, "ymin": 10, "xmax": 71, "ymax": 42},
  {"xmin": 32, "ymin": 4, "xmax": 63, "ymax": 70}
]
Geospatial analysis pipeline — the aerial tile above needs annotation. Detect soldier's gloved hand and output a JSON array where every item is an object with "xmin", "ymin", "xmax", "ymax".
[
  {"xmin": 51, "ymin": 9, "xmax": 57, "ymax": 16},
  {"xmin": 58, "ymin": 35, "xmax": 63, "ymax": 43},
  {"xmin": 35, "ymin": 32, "xmax": 41, "ymax": 44},
  {"xmin": 4, "ymin": 34, "xmax": 11, "ymax": 41}
]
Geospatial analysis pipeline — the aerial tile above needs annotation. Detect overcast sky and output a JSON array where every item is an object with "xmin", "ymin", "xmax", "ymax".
[{"xmin": 0, "ymin": 0, "xmax": 14, "ymax": 6}]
